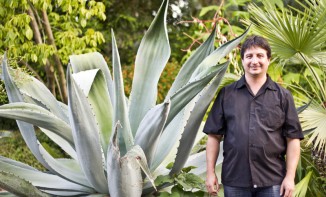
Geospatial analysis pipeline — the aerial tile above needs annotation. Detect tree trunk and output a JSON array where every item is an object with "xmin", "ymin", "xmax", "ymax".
[
  {"xmin": 42, "ymin": 10, "xmax": 68, "ymax": 103},
  {"xmin": 27, "ymin": 7, "xmax": 56, "ymax": 95}
]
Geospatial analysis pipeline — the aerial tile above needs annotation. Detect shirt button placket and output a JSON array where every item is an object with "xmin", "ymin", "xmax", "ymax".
[{"xmin": 248, "ymin": 98, "xmax": 256, "ymax": 185}]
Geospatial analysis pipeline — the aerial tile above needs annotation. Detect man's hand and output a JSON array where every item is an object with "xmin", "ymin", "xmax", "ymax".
[
  {"xmin": 206, "ymin": 171, "xmax": 219, "ymax": 196},
  {"xmin": 280, "ymin": 176, "xmax": 295, "ymax": 197}
]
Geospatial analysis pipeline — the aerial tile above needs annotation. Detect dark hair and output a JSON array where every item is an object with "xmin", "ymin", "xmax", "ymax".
[{"xmin": 240, "ymin": 35, "xmax": 271, "ymax": 59}]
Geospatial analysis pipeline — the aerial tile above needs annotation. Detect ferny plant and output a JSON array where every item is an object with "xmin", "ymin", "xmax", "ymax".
[{"xmin": 0, "ymin": 0, "xmax": 248, "ymax": 196}]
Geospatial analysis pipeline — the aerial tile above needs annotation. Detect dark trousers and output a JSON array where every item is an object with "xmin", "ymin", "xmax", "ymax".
[{"xmin": 224, "ymin": 185, "xmax": 281, "ymax": 197}]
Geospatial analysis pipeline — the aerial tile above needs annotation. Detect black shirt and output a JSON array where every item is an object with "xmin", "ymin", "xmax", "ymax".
[{"xmin": 203, "ymin": 75, "xmax": 303, "ymax": 188}]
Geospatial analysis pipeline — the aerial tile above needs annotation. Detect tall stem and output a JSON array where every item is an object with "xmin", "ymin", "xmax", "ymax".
[{"xmin": 298, "ymin": 52, "xmax": 326, "ymax": 103}]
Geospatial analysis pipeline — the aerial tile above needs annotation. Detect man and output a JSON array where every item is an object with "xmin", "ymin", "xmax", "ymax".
[{"xmin": 204, "ymin": 35, "xmax": 303, "ymax": 197}]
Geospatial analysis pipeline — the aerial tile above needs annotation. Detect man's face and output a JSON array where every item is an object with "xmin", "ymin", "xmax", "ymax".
[{"xmin": 241, "ymin": 46, "xmax": 270, "ymax": 77}]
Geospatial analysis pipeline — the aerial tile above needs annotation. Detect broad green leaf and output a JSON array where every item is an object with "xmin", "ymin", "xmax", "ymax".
[
  {"xmin": 0, "ymin": 160, "xmax": 94, "ymax": 193},
  {"xmin": 170, "ymin": 72, "xmax": 226, "ymax": 175},
  {"xmin": 129, "ymin": 0, "xmax": 171, "ymax": 135},
  {"xmin": 190, "ymin": 27, "xmax": 250, "ymax": 80},
  {"xmin": 294, "ymin": 171, "xmax": 312, "ymax": 197},
  {"xmin": 135, "ymin": 101, "xmax": 170, "ymax": 167},
  {"xmin": 0, "ymin": 102, "xmax": 74, "ymax": 147},
  {"xmin": 0, "ymin": 171, "xmax": 49, "ymax": 197},
  {"xmin": 112, "ymin": 29, "xmax": 134, "ymax": 155},
  {"xmin": 67, "ymin": 68, "xmax": 108, "ymax": 193},
  {"xmin": 69, "ymin": 52, "xmax": 114, "ymax": 104},
  {"xmin": 73, "ymin": 69, "xmax": 113, "ymax": 157},
  {"xmin": 166, "ymin": 25, "xmax": 216, "ymax": 99}
]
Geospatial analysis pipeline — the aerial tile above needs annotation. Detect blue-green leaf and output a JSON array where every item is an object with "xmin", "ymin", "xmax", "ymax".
[
  {"xmin": 73, "ymin": 69, "xmax": 113, "ymax": 158},
  {"xmin": 135, "ymin": 100, "xmax": 170, "ymax": 167},
  {"xmin": 166, "ymin": 25, "xmax": 216, "ymax": 99},
  {"xmin": 69, "ymin": 52, "xmax": 114, "ymax": 105},
  {"xmin": 129, "ymin": 0, "xmax": 171, "ymax": 136},
  {"xmin": 67, "ymin": 67, "xmax": 108, "ymax": 193},
  {"xmin": 111, "ymin": 29, "xmax": 134, "ymax": 155}
]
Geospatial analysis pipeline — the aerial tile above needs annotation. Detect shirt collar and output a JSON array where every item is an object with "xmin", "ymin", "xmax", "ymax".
[{"xmin": 236, "ymin": 75, "xmax": 277, "ymax": 91}]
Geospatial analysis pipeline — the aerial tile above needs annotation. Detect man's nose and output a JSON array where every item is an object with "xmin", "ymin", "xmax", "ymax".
[{"xmin": 251, "ymin": 56, "xmax": 258, "ymax": 64}]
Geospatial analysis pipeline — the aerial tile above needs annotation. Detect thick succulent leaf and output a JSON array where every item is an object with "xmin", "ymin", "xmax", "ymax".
[
  {"xmin": 0, "ymin": 103, "xmax": 74, "ymax": 147},
  {"xmin": 40, "ymin": 190, "xmax": 88, "ymax": 196},
  {"xmin": 135, "ymin": 101, "xmax": 170, "ymax": 167},
  {"xmin": 40, "ymin": 128, "xmax": 77, "ymax": 160},
  {"xmin": 0, "ymin": 60, "xmax": 68, "ymax": 123},
  {"xmin": 166, "ymin": 61, "xmax": 229, "ymax": 125},
  {"xmin": 112, "ymin": 30, "xmax": 134, "ymax": 155},
  {"xmin": 129, "ymin": 0, "xmax": 171, "ymax": 135},
  {"xmin": 67, "ymin": 69, "xmax": 108, "ymax": 193},
  {"xmin": 0, "ymin": 156, "xmax": 38, "ymax": 171},
  {"xmin": 184, "ymin": 146, "xmax": 224, "ymax": 176},
  {"xmin": 107, "ymin": 130, "xmax": 154, "ymax": 197},
  {"xmin": 2, "ymin": 55, "xmax": 51, "ymax": 170},
  {"xmin": 151, "ymin": 62, "xmax": 228, "ymax": 170},
  {"xmin": 190, "ymin": 27, "xmax": 250, "ymax": 79},
  {"xmin": 0, "ymin": 171, "xmax": 49, "ymax": 197},
  {"xmin": 0, "ymin": 160, "xmax": 94, "ymax": 193},
  {"xmin": 38, "ymin": 144, "xmax": 92, "ymax": 188},
  {"xmin": 73, "ymin": 69, "xmax": 113, "ymax": 157},
  {"xmin": 170, "ymin": 73, "xmax": 225, "ymax": 175},
  {"xmin": 107, "ymin": 128, "xmax": 122, "ymax": 197},
  {"xmin": 69, "ymin": 52, "xmax": 114, "ymax": 104},
  {"xmin": 166, "ymin": 25, "xmax": 216, "ymax": 99}
]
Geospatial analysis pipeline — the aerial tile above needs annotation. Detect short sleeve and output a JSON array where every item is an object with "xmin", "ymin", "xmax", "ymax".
[
  {"xmin": 282, "ymin": 90, "xmax": 304, "ymax": 140},
  {"xmin": 203, "ymin": 87, "xmax": 226, "ymax": 135}
]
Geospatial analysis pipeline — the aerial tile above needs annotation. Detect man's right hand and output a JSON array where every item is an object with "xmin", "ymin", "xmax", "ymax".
[{"xmin": 206, "ymin": 171, "xmax": 219, "ymax": 196}]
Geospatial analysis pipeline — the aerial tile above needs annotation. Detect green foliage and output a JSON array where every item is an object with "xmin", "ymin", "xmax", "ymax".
[{"xmin": 0, "ymin": 0, "xmax": 248, "ymax": 195}]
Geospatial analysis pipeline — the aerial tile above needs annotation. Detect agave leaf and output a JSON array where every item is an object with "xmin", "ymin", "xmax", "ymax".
[
  {"xmin": 170, "ymin": 72, "xmax": 225, "ymax": 175},
  {"xmin": 0, "ymin": 156, "xmax": 38, "ymax": 172},
  {"xmin": 184, "ymin": 146, "xmax": 224, "ymax": 177},
  {"xmin": 129, "ymin": 0, "xmax": 171, "ymax": 135},
  {"xmin": 73, "ymin": 69, "xmax": 113, "ymax": 157},
  {"xmin": 190, "ymin": 27, "xmax": 250, "ymax": 79},
  {"xmin": 166, "ymin": 61, "xmax": 229, "ymax": 125},
  {"xmin": 2, "ymin": 54, "xmax": 52, "ymax": 171},
  {"xmin": 67, "ymin": 68, "xmax": 108, "ymax": 193},
  {"xmin": 107, "ymin": 127, "xmax": 122, "ymax": 197},
  {"xmin": 40, "ymin": 128, "xmax": 77, "ymax": 160},
  {"xmin": 135, "ymin": 100, "xmax": 170, "ymax": 168},
  {"xmin": 112, "ymin": 29, "xmax": 134, "ymax": 155},
  {"xmin": 166, "ymin": 25, "xmax": 216, "ymax": 99},
  {"xmin": 40, "ymin": 190, "xmax": 90, "ymax": 196},
  {"xmin": 0, "ymin": 102, "xmax": 74, "ymax": 146},
  {"xmin": 38, "ymin": 143, "xmax": 92, "ymax": 188},
  {"xmin": 0, "ymin": 171, "xmax": 49, "ymax": 197},
  {"xmin": 69, "ymin": 52, "xmax": 114, "ymax": 104},
  {"xmin": 0, "ymin": 64, "xmax": 68, "ymax": 123},
  {"xmin": 151, "ymin": 62, "xmax": 228, "ymax": 171},
  {"xmin": 108, "ymin": 128, "xmax": 153, "ymax": 197},
  {"xmin": 0, "ymin": 160, "xmax": 94, "ymax": 193}
]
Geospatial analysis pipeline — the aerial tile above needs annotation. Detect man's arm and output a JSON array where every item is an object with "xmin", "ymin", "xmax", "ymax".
[
  {"xmin": 280, "ymin": 138, "xmax": 301, "ymax": 197},
  {"xmin": 206, "ymin": 134, "xmax": 223, "ymax": 195}
]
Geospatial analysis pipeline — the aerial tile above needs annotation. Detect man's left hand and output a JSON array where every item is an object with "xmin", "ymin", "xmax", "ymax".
[{"xmin": 280, "ymin": 176, "xmax": 295, "ymax": 197}]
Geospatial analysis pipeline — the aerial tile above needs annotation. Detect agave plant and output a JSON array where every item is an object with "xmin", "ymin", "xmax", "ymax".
[{"xmin": 0, "ymin": 0, "xmax": 248, "ymax": 196}]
